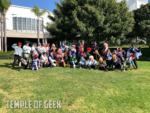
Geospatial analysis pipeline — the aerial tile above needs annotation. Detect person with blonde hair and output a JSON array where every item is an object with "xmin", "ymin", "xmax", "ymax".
[
  {"xmin": 112, "ymin": 54, "xmax": 122, "ymax": 71},
  {"xmin": 102, "ymin": 43, "xmax": 109, "ymax": 60},
  {"xmin": 86, "ymin": 55, "xmax": 97, "ymax": 70},
  {"xmin": 99, "ymin": 57, "xmax": 108, "ymax": 71},
  {"xmin": 94, "ymin": 50, "xmax": 101, "ymax": 61}
]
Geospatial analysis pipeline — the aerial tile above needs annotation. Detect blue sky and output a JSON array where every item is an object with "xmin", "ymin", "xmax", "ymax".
[{"xmin": 11, "ymin": 0, "xmax": 60, "ymax": 12}]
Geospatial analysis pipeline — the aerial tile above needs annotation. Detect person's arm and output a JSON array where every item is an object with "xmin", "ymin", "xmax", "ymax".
[{"xmin": 12, "ymin": 43, "xmax": 17, "ymax": 49}]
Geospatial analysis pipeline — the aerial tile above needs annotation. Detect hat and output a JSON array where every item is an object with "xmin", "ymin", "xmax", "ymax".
[
  {"xmin": 33, "ymin": 43, "xmax": 37, "ymax": 45},
  {"xmin": 131, "ymin": 53, "xmax": 134, "ymax": 57},
  {"xmin": 87, "ymin": 47, "xmax": 91, "ymax": 52},
  {"xmin": 25, "ymin": 41, "xmax": 30, "ymax": 44},
  {"xmin": 43, "ymin": 52, "xmax": 47, "ymax": 54},
  {"xmin": 34, "ymin": 54, "xmax": 38, "ymax": 58},
  {"xmin": 92, "ymin": 42, "xmax": 97, "ymax": 46},
  {"xmin": 18, "ymin": 42, "xmax": 22, "ymax": 46}
]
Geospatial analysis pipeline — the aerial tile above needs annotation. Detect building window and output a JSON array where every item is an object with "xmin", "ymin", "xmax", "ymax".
[
  {"xmin": 13, "ymin": 17, "xmax": 17, "ymax": 30},
  {"xmin": 12, "ymin": 17, "xmax": 44, "ymax": 32},
  {"xmin": 26, "ymin": 18, "xmax": 31, "ymax": 30},
  {"xmin": 32, "ymin": 19, "xmax": 35, "ymax": 31},
  {"xmin": 17, "ymin": 17, "xmax": 22, "ymax": 30},
  {"xmin": 22, "ymin": 18, "xmax": 26, "ymax": 30}
]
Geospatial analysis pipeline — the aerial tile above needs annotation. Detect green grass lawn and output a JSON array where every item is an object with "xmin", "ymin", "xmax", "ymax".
[{"xmin": 0, "ymin": 60, "xmax": 150, "ymax": 113}]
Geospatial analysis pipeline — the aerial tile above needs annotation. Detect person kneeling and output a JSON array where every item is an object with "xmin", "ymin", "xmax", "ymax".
[
  {"xmin": 40, "ymin": 52, "xmax": 49, "ymax": 68},
  {"xmin": 49, "ymin": 53, "xmax": 56, "ymax": 68},
  {"xmin": 86, "ymin": 55, "xmax": 97, "ymax": 70},
  {"xmin": 112, "ymin": 54, "xmax": 122, "ymax": 71},
  {"xmin": 99, "ymin": 57, "xmax": 108, "ymax": 71},
  {"xmin": 21, "ymin": 54, "xmax": 30, "ymax": 69},
  {"xmin": 32, "ymin": 54, "xmax": 40, "ymax": 70}
]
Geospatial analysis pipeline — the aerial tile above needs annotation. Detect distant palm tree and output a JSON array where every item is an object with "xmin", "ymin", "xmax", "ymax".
[
  {"xmin": 31, "ymin": 5, "xmax": 49, "ymax": 44},
  {"xmin": 0, "ymin": 0, "xmax": 11, "ymax": 52}
]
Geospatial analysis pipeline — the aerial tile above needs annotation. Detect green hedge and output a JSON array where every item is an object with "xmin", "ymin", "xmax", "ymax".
[
  {"xmin": 0, "ymin": 51, "xmax": 14, "ymax": 59},
  {"xmin": 0, "ymin": 48, "xmax": 150, "ymax": 61}
]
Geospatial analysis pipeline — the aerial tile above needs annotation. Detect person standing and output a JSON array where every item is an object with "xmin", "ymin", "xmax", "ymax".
[
  {"xmin": 127, "ymin": 44, "xmax": 142, "ymax": 69},
  {"xmin": 11, "ymin": 42, "xmax": 23, "ymax": 71},
  {"xmin": 23, "ymin": 41, "xmax": 31, "ymax": 58}
]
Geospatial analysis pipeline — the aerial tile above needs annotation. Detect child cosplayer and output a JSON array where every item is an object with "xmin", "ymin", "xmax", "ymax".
[
  {"xmin": 78, "ymin": 55, "xmax": 86, "ymax": 69},
  {"xmin": 32, "ymin": 54, "xmax": 40, "ymax": 70},
  {"xmin": 86, "ymin": 55, "xmax": 97, "ymax": 70},
  {"xmin": 126, "ymin": 53, "xmax": 136, "ymax": 70},
  {"xmin": 11, "ymin": 42, "xmax": 23, "ymax": 71},
  {"xmin": 99, "ymin": 57, "xmax": 108, "ymax": 71}
]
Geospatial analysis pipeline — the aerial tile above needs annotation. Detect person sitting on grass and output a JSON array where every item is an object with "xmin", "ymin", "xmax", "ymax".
[
  {"xmin": 48, "ymin": 53, "xmax": 56, "ymax": 68},
  {"xmin": 70, "ymin": 55, "xmax": 76, "ymax": 68},
  {"xmin": 112, "ymin": 54, "xmax": 122, "ymax": 71},
  {"xmin": 99, "ymin": 57, "xmax": 108, "ymax": 71},
  {"xmin": 11, "ymin": 42, "xmax": 23, "ymax": 71},
  {"xmin": 40, "ymin": 52, "xmax": 49, "ymax": 68},
  {"xmin": 21, "ymin": 54, "xmax": 30, "ymax": 69},
  {"xmin": 105, "ymin": 49, "xmax": 112, "ymax": 68},
  {"xmin": 126, "ymin": 53, "xmax": 136, "ymax": 70},
  {"xmin": 78, "ymin": 55, "xmax": 86, "ymax": 69},
  {"xmin": 32, "ymin": 54, "xmax": 40, "ymax": 70},
  {"xmin": 86, "ymin": 55, "xmax": 97, "ymax": 70}
]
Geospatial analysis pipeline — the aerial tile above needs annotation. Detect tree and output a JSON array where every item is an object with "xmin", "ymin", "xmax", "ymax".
[
  {"xmin": 0, "ymin": 0, "xmax": 11, "ymax": 52},
  {"xmin": 134, "ymin": 3, "xmax": 150, "ymax": 47},
  {"xmin": 31, "ymin": 4, "xmax": 49, "ymax": 44},
  {"xmin": 47, "ymin": 0, "xmax": 134, "ymax": 45}
]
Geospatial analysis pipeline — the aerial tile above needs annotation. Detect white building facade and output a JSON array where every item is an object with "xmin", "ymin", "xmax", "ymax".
[
  {"xmin": 117, "ymin": 0, "xmax": 149, "ymax": 11},
  {"xmin": 0, "ymin": 5, "xmax": 53, "ymax": 51}
]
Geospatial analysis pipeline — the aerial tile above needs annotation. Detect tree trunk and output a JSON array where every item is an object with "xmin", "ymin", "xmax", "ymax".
[
  {"xmin": 4, "ymin": 9, "xmax": 7, "ymax": 52},
  {"xmin": 37, "ymin": 18, "xmax": 40, "ymax": 44},
  {"xmin": 1, "ymin": 13, "xmax": 3, "ymax": 52}
]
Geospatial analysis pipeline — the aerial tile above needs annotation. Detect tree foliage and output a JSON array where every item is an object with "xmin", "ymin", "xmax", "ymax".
[
  {"xmin": 134, "ymin": 3, "xmax": 150, "ymax": 47},
  {"xmin": 46, "ymin": 0, "xmax": 134, "ymax": 45}
]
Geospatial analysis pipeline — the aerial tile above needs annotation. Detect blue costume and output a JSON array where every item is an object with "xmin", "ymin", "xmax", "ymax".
[{"xmin": 32, "ymin": 58, "xmax": 40, "ymax": 70}]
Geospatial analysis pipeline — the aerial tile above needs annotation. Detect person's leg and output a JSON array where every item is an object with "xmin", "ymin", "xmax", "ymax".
[
  {"xmin": 133, "ymin": 59, "xmax": 138, "ymax": 69},
  {"xmin": 12, "ymin": 55, "xmax": 18, "ymax": 69},
  {"xmin": 18, "ymin": 56, "xmax": 22, "ymax": 71}
]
